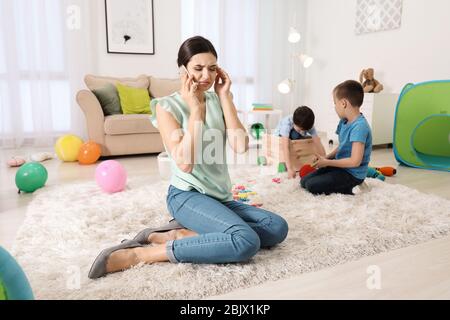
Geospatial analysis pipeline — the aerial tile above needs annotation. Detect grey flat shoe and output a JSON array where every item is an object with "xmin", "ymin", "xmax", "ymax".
[
  {"xmin": 88, "ymin": 240, "xmax": 143, "ymax": 279},
  {"xmin": 132, "ymin": 219, "xmax": 185, "ymax": 244}
]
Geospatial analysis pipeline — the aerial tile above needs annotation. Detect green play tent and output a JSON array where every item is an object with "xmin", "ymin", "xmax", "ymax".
[
  {"xmin": 0, "ymin": 246, "xmax": 34, "ymax": 300},
  {"xmin": 393, "ymin": 80, "xmax": 450, "ymax": 171}
]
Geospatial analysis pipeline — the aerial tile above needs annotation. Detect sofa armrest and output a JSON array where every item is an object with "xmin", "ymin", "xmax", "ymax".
[{"xmin": 76, "ymin": 90, "xmax": 105, "ymax": 145}]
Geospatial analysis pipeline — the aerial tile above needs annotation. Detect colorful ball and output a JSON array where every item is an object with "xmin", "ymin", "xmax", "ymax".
[
  {"xmin": 15, "ymin": 162, "xmax": 48, "ymax": 193},
  {"xmin": 55, "ymin": 134, "xmax": 84, "ymax": 162},
  {"xmin": 78, "ymin": 141, "xmax": 101, "ymax": 165},
  {"xmin": 375, "ymin": 166, "xmax": 397, "ymax": 177},
  {"xmin": 299, "ymin": 164, "xmax": 316, "ymax": 178},
  {"xmin": 95, "ymin": 160, "xmax": 127, "ymax": 193}
]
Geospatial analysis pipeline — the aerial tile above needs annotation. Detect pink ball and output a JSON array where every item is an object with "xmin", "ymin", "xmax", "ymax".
[{"xmin": 95, "ymin": 160, "xmax": 127, "ymax": 193}]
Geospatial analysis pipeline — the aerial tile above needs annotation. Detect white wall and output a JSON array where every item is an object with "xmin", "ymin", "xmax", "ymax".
[
  {"xmin": 303, "ymin": 0, "xmax": 450, "ymax": 140},
  {"xmin": 257, "ymin": 0, "xmax": 309, "ymax": 117},
  {"xmin": 91, "ymin": 0, "xmax": 181, "ymax": 78}
]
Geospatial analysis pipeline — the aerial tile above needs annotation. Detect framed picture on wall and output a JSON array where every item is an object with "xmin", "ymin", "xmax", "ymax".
[
  {"xmin": 105, "ymin": 0, "xmax": 155, "ymax": 55},
  {"xmin": 355, "ymin": 0, "xmax": 403, "ymax": 35}
]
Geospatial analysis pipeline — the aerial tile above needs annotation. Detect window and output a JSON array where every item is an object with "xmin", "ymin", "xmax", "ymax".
[
  {"xmin": 180, "ymin": 0, "xmax": 258, "ymax": 111},
  {"xmin": 0, "ymin": 0, "xmax": 72, "ymax": 147}
]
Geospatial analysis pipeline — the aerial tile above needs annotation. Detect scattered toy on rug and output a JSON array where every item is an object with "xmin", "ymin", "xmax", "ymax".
[
  {"xmin": 272, "ymin": 178, "xmax": 281, "ymax": 184},
  {"xmin": 299, "ymin": 164, "xmax": 317, "ymax": 179},
  {"xmin": 366, "ymin": 167, "xmax": 386, "ymax": 181},
  {"xmin": 232, "ymin": 184, "xmax": 263, "ymax": 207},
  {"xmin": 277, "ymin": 162, "xmax": 287, "ymax": 173},
  {"xmin": 374, "ymin": 166, "xmax": 397, "ymax": 177}
]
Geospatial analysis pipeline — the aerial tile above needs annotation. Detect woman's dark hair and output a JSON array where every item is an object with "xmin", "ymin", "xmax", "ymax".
[
  {"xmin": 177, "ymin": 36, "xmax": 218, "ymax": 67},
  {"xmin": 293, "ymin": 106, "xmax": 315, "ymax": 130}
]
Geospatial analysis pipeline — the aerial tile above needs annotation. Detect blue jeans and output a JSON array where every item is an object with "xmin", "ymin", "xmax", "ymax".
[
  {"xmin": 165, "ymin": 185, "xmax": 289, "ymax": 264},
  {"xmin": 300, "ymin": 167, "xmax": 364, "ymax": 195}
]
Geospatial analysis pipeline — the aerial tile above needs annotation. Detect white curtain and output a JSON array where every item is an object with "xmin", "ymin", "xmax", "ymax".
[
  {"xmin": 181, "ymin": 0, "xmax": 308, "ymax": 121},
  {"xmin": 181, "ymin": 0, "xmax": 256, "ymax": 112},
  {"xmin": 0, "ymin": 0, "xmax": 92, "ymax": 149}
]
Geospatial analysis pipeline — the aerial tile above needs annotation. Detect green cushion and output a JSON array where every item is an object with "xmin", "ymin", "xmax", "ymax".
[
  {"xmin": 116, "ymin": 82, "xmax": 151, "ymax": 115},
  {"xmin": 92, "ymin": 83, "xmax": 122, "ymax": 116}
]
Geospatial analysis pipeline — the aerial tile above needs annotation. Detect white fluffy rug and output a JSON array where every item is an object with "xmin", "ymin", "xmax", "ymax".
[{"xmin": 12, "ymin": 167, "xmax": 450, "ymax": 299}]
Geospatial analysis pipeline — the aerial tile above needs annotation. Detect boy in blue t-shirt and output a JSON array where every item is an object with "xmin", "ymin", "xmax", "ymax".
[
  {"xmin": 275, "ymin": 106, "xmax": 326, "ymax": 179},
  {"xmin": 301, "ymin": 80, "xmax": 372, "ymax": 195}
]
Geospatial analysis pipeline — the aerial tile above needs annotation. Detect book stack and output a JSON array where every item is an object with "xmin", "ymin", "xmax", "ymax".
[{"xmin": 252, "ymin": 103, "xmax": 273, "ymax": 111}]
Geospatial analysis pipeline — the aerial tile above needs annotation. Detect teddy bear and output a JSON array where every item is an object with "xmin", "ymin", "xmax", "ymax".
[{"xmin": 359, "ymin": 68, "xmax": 384, "ymax": 93}]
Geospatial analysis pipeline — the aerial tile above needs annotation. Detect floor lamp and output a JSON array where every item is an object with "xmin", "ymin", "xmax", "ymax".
[{"xmin": 277, "ymin": 27, "xmax": 314, "ymax": 114}]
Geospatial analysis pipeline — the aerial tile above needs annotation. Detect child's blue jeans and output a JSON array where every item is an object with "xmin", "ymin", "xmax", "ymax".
[
  {"xmin": 300, "ymin": 167, "xmax": 364, "ymax": 195},
  {"xmin": 165, "ymin": 185, "xmax": 289, "ymax": 264}
]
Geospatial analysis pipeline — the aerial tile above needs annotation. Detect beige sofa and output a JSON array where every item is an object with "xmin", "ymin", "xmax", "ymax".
[{"xmin": 76, "ymin": 74, "xmax": 180, "ymax": 156}]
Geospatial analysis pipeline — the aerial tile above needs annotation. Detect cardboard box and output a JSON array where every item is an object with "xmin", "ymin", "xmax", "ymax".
[{"xmin": 262, "ymin": 134, "xmax": 316, "ymax": 169}]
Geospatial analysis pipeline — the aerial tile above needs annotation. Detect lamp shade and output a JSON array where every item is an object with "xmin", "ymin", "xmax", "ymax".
[
  {"xmin": 288, "ymin": 27, "xmax": 301, "ymax": 43},
  {"xmin": 278, "ymin": 79, "xmax": 293, "ymax": 94},
  {"xmin": 299, "ymin": 54, "xmax": 314, "ymax": 68}
]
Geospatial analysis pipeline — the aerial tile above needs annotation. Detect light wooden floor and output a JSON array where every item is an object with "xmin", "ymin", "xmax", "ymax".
[{"xmin": 1, "ymin": 146, "xmax": 449, "ymax": 299}]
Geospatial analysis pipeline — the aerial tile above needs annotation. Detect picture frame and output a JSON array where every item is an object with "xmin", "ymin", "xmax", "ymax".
[
  {"xmin": 355, "ymin": 0, "xmax": 403, "ymax": 35},
  {"xmin": 105, "ymin": 0, "xmax": 155, "ymax": 55}
]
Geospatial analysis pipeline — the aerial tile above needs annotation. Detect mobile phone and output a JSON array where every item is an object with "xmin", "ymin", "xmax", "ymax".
[{"xmin": 181, "ymin": 65, "xmax": 197, "ymax": 84}]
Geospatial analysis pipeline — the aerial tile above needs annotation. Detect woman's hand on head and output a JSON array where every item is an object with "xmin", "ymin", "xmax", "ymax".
[
  {"xmin": 180, "ymin": 71, "xmax": 202, "ymax": 110},
  {"xmin": 214, "ymin": 67, "xmax": 232, "ymax": 99}
]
